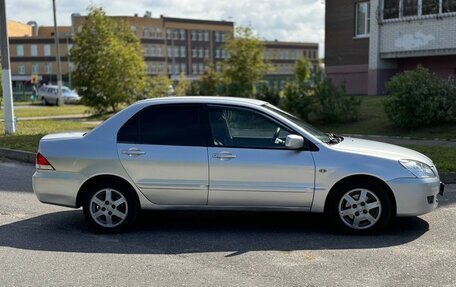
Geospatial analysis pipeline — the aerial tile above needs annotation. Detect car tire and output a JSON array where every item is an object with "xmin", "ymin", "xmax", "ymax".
[
  {"xmin": 82, "ymin": 182, "xmax": 139, "ymax": 233},
  {"xmin": 41, "ymin": 98, "xmax": 47, "ymax": 106},
  {"xmin": 328, "ymin": 180, "xmax": 392, "ymax": 234}
]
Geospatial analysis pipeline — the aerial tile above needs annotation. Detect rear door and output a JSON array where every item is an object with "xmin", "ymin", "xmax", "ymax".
[
  {"xmin": 206, "ymin": 105, "xmax": 315, "ymax": 207},
  {"xmin": 117, "ymin": 104, "xmax": 209, "ymax": 205}
]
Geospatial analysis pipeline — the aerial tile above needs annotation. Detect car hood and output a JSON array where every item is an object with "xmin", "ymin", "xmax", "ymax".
[
  {"xmin": 330, "ymin": 137, "xmax": 433, "ymax": 166},
  {"xmin": 41, "ymin": 132, "xmax": 86, "ymax": 141}
]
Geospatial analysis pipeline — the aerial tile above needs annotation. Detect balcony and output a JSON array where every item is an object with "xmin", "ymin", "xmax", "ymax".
[{"xmin": 377, "ymin": 0, "xmax": 456, "ymax": 58}]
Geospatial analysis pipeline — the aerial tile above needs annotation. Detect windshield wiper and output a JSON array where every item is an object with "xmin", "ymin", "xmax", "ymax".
[{"xmin": 325, "ymin": 133, "xmax": 344, "ymax": 144}]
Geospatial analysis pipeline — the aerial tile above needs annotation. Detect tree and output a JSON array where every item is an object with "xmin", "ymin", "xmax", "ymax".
[
  {"xmin": 174, "ymin": 73, "xmax": 189, "ymax": 96},
  {"xmin": 222, "ymin": 27, "xmax": 271, "ymax": 97},
  {"xmin": 71, "ymin": 7, "xmax": 146, "ymax": 114},
  {"xmin": 294, "ymin": 57, "xmax": 313, "ymax": 85},
  {"xmin": 144, "ymin": 75, "xmax": 172, "ymax": 98},
  {"xmin": 199, "ymin": 61, "xmax": 221, "ymax": 96}
]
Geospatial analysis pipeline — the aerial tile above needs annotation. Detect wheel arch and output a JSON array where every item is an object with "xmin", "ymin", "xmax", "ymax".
[
  {"xmin": 76, "ymin": 174, "xmax": 139, "ymax": 208},
  {"xmin": 323, "ymin": 174, "xmax": 397, "ymax": 216}
]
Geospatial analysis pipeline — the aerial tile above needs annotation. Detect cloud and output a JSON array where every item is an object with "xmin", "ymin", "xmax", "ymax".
[{"xmin": 6, "ymin": 0, "xmax": 325, "ymax": 57}]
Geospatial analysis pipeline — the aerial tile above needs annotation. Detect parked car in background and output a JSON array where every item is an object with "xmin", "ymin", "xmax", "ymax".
[
  {"xmin": 37, "ymin": 85, "xmax": 81, "ymax": 105},
  {"xmin": 32, "ymin": 97, "xmax": 444, "ymax": 233}
]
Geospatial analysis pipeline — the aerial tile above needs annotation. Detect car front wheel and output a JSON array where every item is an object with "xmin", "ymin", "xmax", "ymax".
[
  {"xmin": 329, "ymin": 181, "xmax": 392, "ymax": 234},
  {"xmin": 83, "ymin": 184, "xmax": 139, "ymax": 233}
]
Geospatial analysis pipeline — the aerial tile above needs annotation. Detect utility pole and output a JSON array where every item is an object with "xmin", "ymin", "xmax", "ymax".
[
  {"xmin": 0, "ymin": 0, "xmax": 15, "ymax": 134},
  {"xmin": 52, "ymin": 0, "xmax": 64, "ymax": 106}
]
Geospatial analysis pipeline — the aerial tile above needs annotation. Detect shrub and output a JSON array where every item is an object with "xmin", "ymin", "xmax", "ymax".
[
  {"xmin": 313, "ymin": 76, "xmax": 362, "ymax": 123},
  {"xmin": 279, "ymin": 82, "xmax": 313, "ymax": 121},
  {"xmin": 279, "ymin": 70, "xmax": 361, "ymax": 123},
  {"xmin": 256, "ymin": 81, "xmax": 280, "ymax": 106},
  {"xmin": 384, "ymin": 66, "xmax": 456, "ymax": 128}
]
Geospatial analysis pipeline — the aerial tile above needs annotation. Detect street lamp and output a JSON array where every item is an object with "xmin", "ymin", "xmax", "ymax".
[{"xmin": 52, "ymin": 0, "xmax": 64, "ymax": 106}]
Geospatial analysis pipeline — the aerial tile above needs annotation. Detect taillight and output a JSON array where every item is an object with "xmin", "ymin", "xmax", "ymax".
[{"xmin": 36, "ymin": 153, "xmax": 55, "ymax": 170}]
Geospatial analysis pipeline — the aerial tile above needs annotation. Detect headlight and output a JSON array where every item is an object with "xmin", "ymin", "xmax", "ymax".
[{"xmin": 399, "ymin": 159, "xmax": 436, "ymax": 178}]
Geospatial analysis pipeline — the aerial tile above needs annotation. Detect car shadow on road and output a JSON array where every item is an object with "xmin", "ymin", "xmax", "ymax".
[{"xmin": 0, "ymin": 210, "xmax": 429, "ymax": 256}]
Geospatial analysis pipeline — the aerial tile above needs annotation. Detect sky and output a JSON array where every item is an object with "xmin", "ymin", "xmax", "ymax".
[{"xmin": 6, "ymin": 0, "xmax": 325, "ymax": 57}]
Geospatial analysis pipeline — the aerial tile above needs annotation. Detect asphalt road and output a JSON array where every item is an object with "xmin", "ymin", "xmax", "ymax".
[{"xmin": 0, "ymin": 160, "xmax": 455, "ymax": 286}]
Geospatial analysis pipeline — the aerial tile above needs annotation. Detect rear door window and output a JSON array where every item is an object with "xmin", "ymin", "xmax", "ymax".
[{"xmin": 117, "ymin": 104, "xmax": 205, "ymax": 147}]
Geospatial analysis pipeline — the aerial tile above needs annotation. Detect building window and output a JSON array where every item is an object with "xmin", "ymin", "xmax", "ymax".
[
  {"xmin": 16, "ymin": 45, "xmax": 24, "ymax": 56},
  {"xmin": 422, "ymin": 0, "xmax": 439, "ymax": 14},
  {"xmin": 355, "ymin": 2, "xmax": 370, "ymax": 37},
  {"xmin": 67, "ymin": 43, "xmax": 73, "ymax": 55},
  {"xmin": 44, "ymin": 44, "xmax": 51, "ymax": 56},
  {"xmin": 31, "ymin": 44, "xmax": 38, "ymax": 56},
  {"xmin": 45, "ymin": 63, "xmax": 52, "ymax": 74},
  {"xmin": 383, "ymin": 0, "xmax": 400, "ymax": 19},
  {"xmin": 192, "ymin": 63, "xmax": 197, "ymax": 75},
  {"xmin": 383, "ymin": 0, "xmax": 454, "ymax": 19},
  {"xmin": 18, "ymin": 64, "xmax": 25, "ymax": 74},
  {"xmin": 443, "ymin": 0, "xmax": 456, "ymax": 12},
  {"xmin": 403, "ymin": 0, "xmax": 419, "ymax": 16},
  {"xmin": 32, "ymin": 63, "xmax": 39, "ymax": 74},
  {"xmin": 180, "ymin": 63, "xmax": 187, "ymax": 74},
  {"xmin": 143, "ymin": 27, "xmax": 150, "ymax": 38},
  {"xmin": 179, "ymin": 29, "xmax": 186, "ymax": 40},
  {"xmin": 131, "ymin": 25, "xmax": 137, "ymax": 34},
  {"xmin": 180, "ymin": 46, "xmax": 186, "ymax": 57}
]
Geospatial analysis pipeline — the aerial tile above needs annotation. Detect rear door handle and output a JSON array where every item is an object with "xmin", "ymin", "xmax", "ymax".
[
  {"xmin": 213, "ymin": 151, "xmax": 236, "ymax": 160},
  {"xmin": 122, "ymin": 148, "xmax": 146, "ymax": 157}
]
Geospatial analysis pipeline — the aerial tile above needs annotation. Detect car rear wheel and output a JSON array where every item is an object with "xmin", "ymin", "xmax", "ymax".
[
  {"xmin": 83, "ymin": 183, "xmax": 139, "ymax": 233},
  {"xmin": 41, "ymin": 98, "xmax": 47, "ymax": 106},
  {"xmin": 328, "ymin": 181, "xmax": 392, "ymax": 234}
]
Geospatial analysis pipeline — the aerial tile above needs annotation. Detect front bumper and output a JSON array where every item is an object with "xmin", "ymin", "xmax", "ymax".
[
  {"xmin": 388, "ymin": 177, "xmax": 442, "ymax": 216},
  {"xmin": 32, "ymin": 170, "xmax": 87, "ymax": 208}
]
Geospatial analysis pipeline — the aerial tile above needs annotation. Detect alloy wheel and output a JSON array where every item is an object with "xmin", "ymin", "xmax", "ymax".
[
  {"xmin": 89, "ymin": 188, "xmax": 128, "ymax": 228},
  {"xmin": 338, "ymin": 188, "xmax": 382, "ymax": 230}
]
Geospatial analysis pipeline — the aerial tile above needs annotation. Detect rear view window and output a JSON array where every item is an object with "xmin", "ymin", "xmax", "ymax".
[{"xmin": 117, "ymin": 104, "xmax": 205, "ymax": 146}]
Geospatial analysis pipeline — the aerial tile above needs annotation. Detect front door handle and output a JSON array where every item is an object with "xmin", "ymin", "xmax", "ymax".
[
  {"xmin": 213, "ymin": 151, "xmax": 236, "ymax": 160},
  {"xmin": 122, "ymin": 148, "xmax": 146, "ymax": 157}
]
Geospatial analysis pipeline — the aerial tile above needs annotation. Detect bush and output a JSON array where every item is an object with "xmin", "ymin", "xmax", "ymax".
[
  {"xmin": 279, "ymin": 82, "xmax": 313, "ymax": 121},
  {"xmin": 256, "ymin": 81, "xmax": 280, "ymax": 106},
  {"xmin": 384, "ymin": 66, "xmax": 456, "ymax": 128},
  {"xmin": 313, "ymin": 76, "xmax": 362, "ymax": 123},
  {"xmin": 278, "ymin": 70, "xmax": 361, "ymax": 123}
]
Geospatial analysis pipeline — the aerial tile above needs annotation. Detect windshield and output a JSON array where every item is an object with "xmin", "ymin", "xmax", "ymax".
[{"xmin": 263, "ymin": 104, "xmax": 331, "ymax": 143}]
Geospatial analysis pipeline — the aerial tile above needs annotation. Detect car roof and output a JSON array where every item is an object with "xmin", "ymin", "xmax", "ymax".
[{"xmin": 138, "ymin": 96, "xmax": 267, "ymax": 106}]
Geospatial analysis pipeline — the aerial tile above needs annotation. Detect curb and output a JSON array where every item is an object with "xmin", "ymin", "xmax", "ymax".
[
  {"xmin": 1, "ymin": 147, "xmax": 455, "ymax": 184},
  {"xmin": 0, "ymin": 148, "xmax": 35, "ymax": 164}
]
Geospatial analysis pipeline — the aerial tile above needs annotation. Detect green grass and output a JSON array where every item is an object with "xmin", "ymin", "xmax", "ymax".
[
  {"xmin": 0, "ymin": 105, "xmax": 91, "ymax": 118},
  {"xmin": 314, "ymin": 96, "xmax": 456, "ymax": 140},
  {"xmin": 400, "ymin": 145, "xmax": 456, "ymax": 172},
  {"xmin": 0, "ymin": 120, "xmax": 96, "ymax": 152}
]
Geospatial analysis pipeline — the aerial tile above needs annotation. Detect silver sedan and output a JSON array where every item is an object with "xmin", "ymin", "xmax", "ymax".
[{"xmin": 32, "ymin": 97, "xmax": 444, "ymax": 233}]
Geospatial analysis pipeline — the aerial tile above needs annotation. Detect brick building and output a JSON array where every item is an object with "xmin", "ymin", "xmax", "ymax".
[
  {"xmin": 325, "ymin": 0, "xmax": 456, "ymax": 95},
  {"xmin": 6, "ymin": 13, "xmax": 319, "ymax": 94}
]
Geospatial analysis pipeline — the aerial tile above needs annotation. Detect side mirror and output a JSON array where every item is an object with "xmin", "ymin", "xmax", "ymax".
[{"xmin": 285, "ymin": 134, "xmax": 304, "ymax": 150}]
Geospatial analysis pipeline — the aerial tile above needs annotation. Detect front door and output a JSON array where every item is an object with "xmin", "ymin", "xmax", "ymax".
[
  {"xmin": 206, "ymin": 105, "xmax": 315, "ymax": 207},
  {"xmin": 117, "ymin": 104, "xmax": 209, "ymax": 205}
]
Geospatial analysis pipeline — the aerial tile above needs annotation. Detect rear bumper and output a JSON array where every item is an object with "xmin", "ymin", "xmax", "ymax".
[
  {"xmin": 32, "ymin": 170, "xmax": 87, "ymax": 208},
  {"xmin": 388, "ymin": 177, "xmax": 441, "ymax": 216}
]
